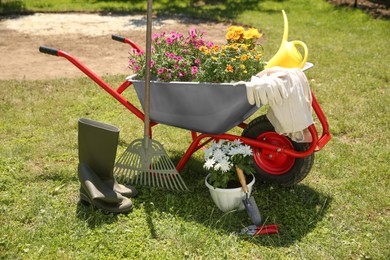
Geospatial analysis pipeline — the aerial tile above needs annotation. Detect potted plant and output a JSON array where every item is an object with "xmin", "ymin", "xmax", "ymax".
[
  {"xmin": 203, "ymin": 139, "xmax": 255, "ymax": 212},
  {"xmin": 127, "ymin": 26, "xmax": 265, "ymax": 134}
]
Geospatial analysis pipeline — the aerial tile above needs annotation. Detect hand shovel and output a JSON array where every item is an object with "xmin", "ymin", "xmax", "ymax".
[{"xmin": 236, "ymin": 167, "xmax": 262, "ymax": 226}]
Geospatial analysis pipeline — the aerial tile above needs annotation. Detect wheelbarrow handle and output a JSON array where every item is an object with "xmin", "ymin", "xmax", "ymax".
[
  {"xmin": 39, "ymin": 46, "xmax": 59, "ymax": 56},
  {"xmin": 111, "ymin": 34, "xmax": 142, "ymax": 52},
  {"xmin": 111, "ymin": 34, "xmax": 126, "ymax": 43}
]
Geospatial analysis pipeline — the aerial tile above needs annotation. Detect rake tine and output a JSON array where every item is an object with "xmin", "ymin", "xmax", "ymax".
[
  {"xmin": 114, "ymin": 138, "xmax": 189, "ymax": 191},
  {"xmin": 156, "ymin": 157, "xmax": 165, "ymax": 189},
  {"xmin": 176, "ymin": 174, "xmax": 189, "ymax": 191}
]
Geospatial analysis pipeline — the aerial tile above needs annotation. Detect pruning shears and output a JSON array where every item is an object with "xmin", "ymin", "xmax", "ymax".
[{"xmin": 239, "ymin": 224, "xmax": 279, "ymax": 236}]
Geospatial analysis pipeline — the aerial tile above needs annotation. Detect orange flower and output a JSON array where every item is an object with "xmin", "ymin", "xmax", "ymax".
[{"xmin": 226, "ymin": 65, "xmax": 234, "ymax": 72}]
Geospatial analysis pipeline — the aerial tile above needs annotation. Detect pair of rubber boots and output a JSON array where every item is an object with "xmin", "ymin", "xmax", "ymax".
[{"xmin": 78, "ymin": 118, "xmax": 137, "ymax": 214}]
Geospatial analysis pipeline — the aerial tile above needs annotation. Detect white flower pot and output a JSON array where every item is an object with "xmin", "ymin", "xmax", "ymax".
[{"xmin": 205, "ymin": 173, "xmax": 255, "ymax": 212}]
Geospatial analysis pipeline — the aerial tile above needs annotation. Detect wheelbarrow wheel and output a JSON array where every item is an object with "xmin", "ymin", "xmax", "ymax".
[{"xmin": 242, "ymin": 115, "xmax": 314, "ymax": 186}]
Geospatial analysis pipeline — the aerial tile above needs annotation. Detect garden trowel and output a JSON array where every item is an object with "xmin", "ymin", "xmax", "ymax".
[{"xmin": 236, "ymin": 167, "xmax": 262, "ymax": 226}]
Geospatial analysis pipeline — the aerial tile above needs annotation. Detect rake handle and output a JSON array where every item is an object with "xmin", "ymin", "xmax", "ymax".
[{"xmin": 144, "ymin": 0, "xmax": 153, "ymax": 144}]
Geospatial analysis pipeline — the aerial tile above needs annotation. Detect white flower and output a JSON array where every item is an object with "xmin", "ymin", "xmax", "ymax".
[
  {"xmin": 204, "ymin": 158, "xmax": 215, "ymax": 170},
  {"xmin": 228, "ymin": 147, "xmax": 241, "ymax": 156},
  {"xmin": 204, "ymin": 146, "xmax": 214, "ymax": 159},
  {"xmin": 242, "ymin": 145, "xmax": 253, "ymax": 156},
  {"xmin": 213, "ymin": 148, "xmax": 225, "ymax": 162},
  {"xmin": 212, "ymin": 141, "xmax": 222, "ymax": 150},
  {"xmin": 232, "ymin": 139, "xmax": 243, "ymax": 146},
  {"xmin": 218, "ymin": 158, "xmax": 231, "ymax": 172}
]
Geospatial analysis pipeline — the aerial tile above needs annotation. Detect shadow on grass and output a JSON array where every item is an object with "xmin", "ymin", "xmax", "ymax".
[
  {"xmin": 135, "ymin": 152, "xmax": 332, "ymax": 247},
  {"xmin": 91, "ymin": 0, "xmax": 264, "ymax": 20},
  {"xmin": 75, "ymin": 201, "xmax": 121, "ymax": 228},
  {"xmin": 0, "ymin": 0, "xmax": 281, "ymax": 20},
  {"xmin": 0, "ymin": 0, "xmax": 26, "ymax": 14}
]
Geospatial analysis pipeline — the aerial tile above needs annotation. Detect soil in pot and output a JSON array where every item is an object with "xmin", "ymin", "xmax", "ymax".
[{"xmin": 225, "ymin": 173, "xmax": 254, "ymax": 189}]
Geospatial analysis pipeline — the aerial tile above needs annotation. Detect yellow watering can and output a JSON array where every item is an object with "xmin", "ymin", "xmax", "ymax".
[{"xmin": 265, "ymin": 10, "xmax": 308, "ymax": 69}]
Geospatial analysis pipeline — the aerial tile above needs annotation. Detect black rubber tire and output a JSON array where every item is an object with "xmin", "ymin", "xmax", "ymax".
[{"xmin": 242, "ymin": 115, "xmax": 314, "ymax": 186}]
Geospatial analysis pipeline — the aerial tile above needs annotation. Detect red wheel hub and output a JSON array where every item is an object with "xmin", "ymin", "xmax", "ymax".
[{"xmin": 253, "ymin": 132, "xmax": 295, "ymax": 175}]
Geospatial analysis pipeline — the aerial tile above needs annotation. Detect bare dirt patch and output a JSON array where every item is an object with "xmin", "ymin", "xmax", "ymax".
[
  {"xmin": 327, "ymin": 0, "xmax": 390, "ymax": 18},
  {"xmin": 0, "ymin": 13, "xmax": 231, "ymax": 80}
]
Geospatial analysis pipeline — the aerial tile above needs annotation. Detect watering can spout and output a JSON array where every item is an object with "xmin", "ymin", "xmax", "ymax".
[
  {"xmin": 282, "ymin": 9, "xmax": 289, "ymax": 42},
  {"xmin": 265, "ymin": 10, "xmax": 308, "ymax": 69}
]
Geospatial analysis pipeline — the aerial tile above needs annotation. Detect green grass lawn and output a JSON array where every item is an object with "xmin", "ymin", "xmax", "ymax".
[{"xmin": 1, "ymin": 0, "xmax": 389, "ymax": 259}]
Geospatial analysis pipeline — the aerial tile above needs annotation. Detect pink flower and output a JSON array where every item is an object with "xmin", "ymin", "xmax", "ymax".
[
  {"xmin": 191, "ymin": 66, "xmax": 198, "ymax": 75},
  {"xmin": 178, "ymin": 71, "xmax": 186, "ymax": 77},
  {"xmin": 165, "ymin": 52, "xmax": 174, "ymax": 59},
  {"xmin": 157, "ymin": 68, "xmax": 164, "ymax": 74},
  {"xmin": 166, "ymin": 37, "xmax": 173, "ymax": 45},
  {"xmin": 189, "ymin": 28, "xmax": 197, "ymax": 39},
  {"xmin": 133, "ymin": 66, "xmax": 141, "ymax": 72}
]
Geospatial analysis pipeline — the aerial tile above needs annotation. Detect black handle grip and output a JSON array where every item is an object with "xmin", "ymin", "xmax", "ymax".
[
  {"xmin": 39, "ymin": 46, "xmax": 59, "ymax": 56},
  {"xmin": 112, "ymin": 34, "xmax": 126, "ymax": 43}
]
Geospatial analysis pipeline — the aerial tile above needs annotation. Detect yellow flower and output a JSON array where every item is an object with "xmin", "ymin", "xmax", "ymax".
[
  {"xmin": 226, "ymin": 31, "xmax": 241, "ymax": 41},
  {"xmin": 212, "ymin": 56, "xmax": 218, "ymax": 61},
  {"xmin": 199, "ymin": 46, "xmax": 211, "ymax": 55},
  {"xmin": 226, "ymin": 65, "xmax": 234, "ymax": 72},
  {"xmin": 240, "ymin": 54, "xmax": 248, "ymax": 61},
  {"xmin": 228, "ymin": 26, "xmax": 245, "ymax": 34},
  {"xmin": 240, "ymin": 64, "xmax": 246, "ymax": 70},
  {"xmin": 243, "ymin": 28, "xmax": 262, "ymax": 40}
]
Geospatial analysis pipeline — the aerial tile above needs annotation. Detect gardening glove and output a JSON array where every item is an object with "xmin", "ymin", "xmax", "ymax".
[
  {"xmin": 245, "ymin": 75, "xmax": 288, "ymax": 107},
  {"xmin": 244, "ymin": 76, "xmax": 272, "ymax": 107},
  {"xmin": 262, "ymin": 67, "xmax": 314, "ymax": 142},
  {"xmin": 257, "ymin": 68, "xmax": 289, "ymax": 105}
]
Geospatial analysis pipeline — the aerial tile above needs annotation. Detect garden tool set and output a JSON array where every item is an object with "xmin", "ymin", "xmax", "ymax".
[
  {"xmin": 236, "ymin": 167, "xmax": 262, "ymax": 226},
  {"xmin": 39, "ymin": 8, "xmax": 331, "ymax": 220},
  {"xmin": 239, "ymin": 224, "xmax": 279, "ymax": 236}
]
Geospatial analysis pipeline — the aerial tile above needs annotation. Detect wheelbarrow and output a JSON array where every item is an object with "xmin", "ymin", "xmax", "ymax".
[{"xmin": 39, "ymin": 35, "xmax": 331, "ymax": 187}]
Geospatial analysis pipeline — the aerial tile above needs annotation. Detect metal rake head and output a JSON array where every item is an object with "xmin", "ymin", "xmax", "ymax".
[{"xmin": 114, "ymin": 138, "xmax": 189, "ymax": 191}]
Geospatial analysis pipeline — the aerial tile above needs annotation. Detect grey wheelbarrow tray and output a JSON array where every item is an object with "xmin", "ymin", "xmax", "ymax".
[
  {"xmin": 38, "ymin": 35, "xmax": 331, "ymax": 183},
  {"xmin": 128, "ymin": 75, "xmax": 259, "ymax": 135}
]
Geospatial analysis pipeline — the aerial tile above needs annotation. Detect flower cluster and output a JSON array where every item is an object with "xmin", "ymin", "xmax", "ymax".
[
  {"xmin": 204, "ymin": 139, "xmax": 254, "ymax": 188},
  {"xmin": 128, "ymin": 26, "xmax": 265, "ymax": 83},
  {"xmin": 197, "ymin": 26, "xmax": 264, "ymax": 83},
  {"xmin": 129, "ymin": 29, "xmax": 212, "ymax": 82}
]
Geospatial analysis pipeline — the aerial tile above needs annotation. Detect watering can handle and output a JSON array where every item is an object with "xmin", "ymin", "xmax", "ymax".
[{"xmin": 291, "ymin": 40, "xmax": 308, "ymax": 69}]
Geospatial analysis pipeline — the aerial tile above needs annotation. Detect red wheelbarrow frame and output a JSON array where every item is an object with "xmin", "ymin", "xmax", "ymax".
[{"xmin": 39, "ymin": 35, "xmax": 331, "ymax": 174}]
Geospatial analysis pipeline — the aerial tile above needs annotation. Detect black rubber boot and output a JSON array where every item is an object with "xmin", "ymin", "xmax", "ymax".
[
  {"xmin": 78, "ymin": 118, "xmax": 138, "ymax": 198},
  {"xmin": 78, "ymin": 163, "xmax": 133, "ymax": 214}
]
